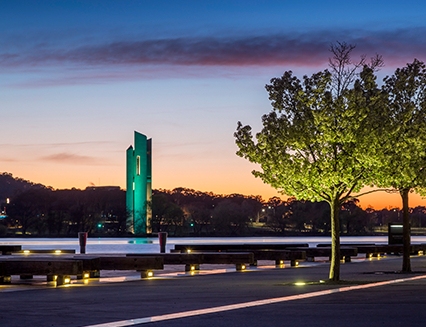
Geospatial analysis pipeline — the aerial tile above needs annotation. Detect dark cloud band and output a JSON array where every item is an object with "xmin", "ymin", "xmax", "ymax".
[{"xmin": 1, "ymin": 28, "xmax": 425, "ymax": 69}]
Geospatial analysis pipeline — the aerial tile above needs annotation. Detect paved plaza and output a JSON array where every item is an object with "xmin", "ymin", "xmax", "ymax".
[{"xmin": 2, "ymin": 255, "xmax": 426, "ymax": 327}]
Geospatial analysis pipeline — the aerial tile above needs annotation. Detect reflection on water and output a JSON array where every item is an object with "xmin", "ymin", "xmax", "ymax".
[{"xmin": 1, "ymin": 236, "xmax": 426, "ymax": 254}]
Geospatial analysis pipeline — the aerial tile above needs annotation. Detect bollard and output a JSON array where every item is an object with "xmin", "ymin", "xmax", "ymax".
[
  {"xmin": 78, "ymin": 232, "xmax": 88, "ymax": 254},
  {"xmin": 158, "ymin": 232, "xmax": 167, "ymax": 253}
]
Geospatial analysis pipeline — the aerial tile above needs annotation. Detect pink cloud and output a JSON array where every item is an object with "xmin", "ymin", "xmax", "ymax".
[
  {"xmin": 2, "ymin": 28, "xmax": 426, "ymax": 87},
  {"xmin": 40, "ymin": 153, "xmax": 102, "ymax": 165}
]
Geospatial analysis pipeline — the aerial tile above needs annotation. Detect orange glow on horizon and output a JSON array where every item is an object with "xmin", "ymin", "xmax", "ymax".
[
  {"xmin": 6, "ymin": 165, "xmax": 426, "ymax": 211},
  {"xmin": 4, "ymin": 149, "xmax": 426, "ymax": 211}
]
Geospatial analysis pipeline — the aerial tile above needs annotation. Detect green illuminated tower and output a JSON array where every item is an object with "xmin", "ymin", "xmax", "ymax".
[{"xmin": 126, "ymin": 131, "xmax": 152, "ymax": 234}]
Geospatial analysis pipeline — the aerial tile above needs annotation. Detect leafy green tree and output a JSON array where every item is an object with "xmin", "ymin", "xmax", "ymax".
[
  {"xmin": 235, "ymin": 43, "xmax": 385, "ymax": 280},
  {"xmin": 377, "ymin": 59, "xmax": 426, "ymax": 272}
]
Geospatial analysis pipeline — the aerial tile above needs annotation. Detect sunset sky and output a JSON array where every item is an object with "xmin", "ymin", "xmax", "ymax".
[{"xmin": 2, "ymin": 0, "xmax": 426, "ymax": 209}]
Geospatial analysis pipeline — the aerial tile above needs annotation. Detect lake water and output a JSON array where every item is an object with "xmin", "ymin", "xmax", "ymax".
[{"xmin": 1, "ymin": 236, "xmax": 426, "ymax": 254}]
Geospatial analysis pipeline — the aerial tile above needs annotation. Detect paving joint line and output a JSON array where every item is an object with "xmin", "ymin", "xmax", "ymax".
[{"xmin": 82, "ymin": 274, "xmax": 426, "ymax": 327}]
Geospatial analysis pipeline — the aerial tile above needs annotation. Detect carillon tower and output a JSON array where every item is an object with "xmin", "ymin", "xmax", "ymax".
[{"xmin": 126, "ymin": 131, "xmax": 152, "ymax": 234}]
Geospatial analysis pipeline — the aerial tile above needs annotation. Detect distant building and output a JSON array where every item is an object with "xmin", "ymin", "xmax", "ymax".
[
  {"xmin": 85, "ymin": 186, "xmax": 121, "ymax": 191},
  {"xmin": 126, "ymin": 131, "xmax": 152, "ymax": 234}
]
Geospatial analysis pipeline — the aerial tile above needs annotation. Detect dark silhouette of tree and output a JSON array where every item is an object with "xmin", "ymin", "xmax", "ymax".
[
  {"xmin": 264, "ymin": 198, "xmax": 290, "ymax": 233},
  {"xmin": 185, "ymin": 202, "xmax": 212, "ymax": 235},
  {"xmin": 340, "ymin": 199, "xmax": 372, "ymax": 234},
  {"xmin": 211, "ymin": 200, "xmax": 252, "ymax": 236},
  {"xmin": 7, "ymin": 188, "xmax": 52, "ymax": 235},
  {"xmin": 150, "ymin": 193, "xmax": 185, "ymax": 235},
  {"xmin": 411, "ymin": 207, "xmax": 426, "ymax": 227},
  {"xmin": 0, "ymin": 172, "xmax": 49, "ymax": 202}
]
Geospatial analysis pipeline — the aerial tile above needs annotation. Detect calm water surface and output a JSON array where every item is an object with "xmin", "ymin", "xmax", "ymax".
[{"xmin": 1, "ymin": 236, "xmax": 426, "ymax": 253}]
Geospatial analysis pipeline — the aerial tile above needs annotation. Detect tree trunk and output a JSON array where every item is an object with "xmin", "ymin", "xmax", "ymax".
[
  {"xmin": 329, "ymin": 197, "xmax": 341, "ymax": 281},
  {"xmin": 400, "ymin": 188, "xmax": 411, "ymax": 272}
]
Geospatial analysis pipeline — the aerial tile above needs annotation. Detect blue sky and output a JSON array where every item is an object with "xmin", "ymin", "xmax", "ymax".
[{"xmin": 2, "ymin": 0, "xmax": 426, "ymax": 208}]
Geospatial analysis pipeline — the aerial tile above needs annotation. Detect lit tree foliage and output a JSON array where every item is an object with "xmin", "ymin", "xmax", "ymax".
[
  {"xmin": 377, "ymin": 59, "xmax": 426, "ymax": 272},
  {"xmin": 235, "ymin": 43, "xmax": 385, "ymax": 280}
]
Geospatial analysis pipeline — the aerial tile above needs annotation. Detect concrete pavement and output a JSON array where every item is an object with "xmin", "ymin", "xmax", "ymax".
[{"xmin": 1, "ymin": 255, "xmax": 426, "ymax": 327}]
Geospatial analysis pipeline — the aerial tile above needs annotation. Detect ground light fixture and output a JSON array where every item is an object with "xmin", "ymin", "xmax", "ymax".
[
  {"xmin": 140, "ymin": 270, "xmax": 154, "ymax": 278},
  {"xmin": 54, "ymin": 275, "xmax": 71, "ymax": 286},
  {"xmin": 185, "ymin": 264, "xmax": 199, "ymax": 272},
  {"xmin": 235, "ymin": 264, "xmax": 246, "ymax": 271},
  {"xmin": 55, "ymin": 250, "xmax": 61, "ymax": 254},
  {"xmin": 23, "ymin": 250, "xmax": 30, "ymax": 255},
  {"xmin": 292, "ymin": 280, "xmax": 325, "ymax": 286}
]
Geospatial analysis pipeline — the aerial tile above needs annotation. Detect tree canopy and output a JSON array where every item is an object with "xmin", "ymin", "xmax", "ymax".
[
  {"xmin": 376, "ymin": 59, "xmax": 426, "ymax": 272},
  {"xmin": 235, "ymin": 43, "xmax": 386, "ymax": 280}
]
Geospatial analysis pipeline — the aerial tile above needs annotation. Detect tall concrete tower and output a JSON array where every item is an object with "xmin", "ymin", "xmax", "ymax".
[{"xmin": 126, "ymin": 131, "xmax": 152, "ymax": 234}]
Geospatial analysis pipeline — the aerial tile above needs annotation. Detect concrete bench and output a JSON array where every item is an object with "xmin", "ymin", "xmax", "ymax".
[
  {"xmin": 287, "ymin": 247, "xmax": 357, "ymax": 262},
  {"xmin": 70, "ymin": 256, "xmax": 101, "ymax": 278},
  {"xmin": 317, "ymin": 243, "xmax": 378, "ymax": 259},
  {"xmin": 16, "ymin": 249, "xmax": 76, "ymax": 255},
  {"xmin": 127, "ymin": 252, "xmax": 253, "ymax": 271},
  {"xmin": 320, "ymin": 244, "xmax": 426, "ymax": 258},
  {"xmin": 351, "ymin": 245, "xmax": 381, "ymax": 258},
  {"xmin": 173, "ymin": 243, "xmax": 309, "ymax": 253},
  {"xmin": 375, "ymin": 244, "xmax": 420, "ymax": 255},
  {"xmin": 415, "ymin": 244, "xmax": 426, "ymax": 254},
  {"xmin": 318, "ymin": 245, "xmax": 402, "ymax": 258},
  {"xmin": 0, "ymin": 245, "xmax": 22, "ymax": 255},
  {"xmin": 316, "ymin": 243, "xmax": 375, "ymax": 248},
  {"xmin": 200, "ymin": 252, "xmax": 254, "ymax": 271},
  {"xmin": 355, "ymin": 244, "xmax": 423, "ymax": 258},
  {"xmin": 0, "ymin": 258, "xmax": 83, "ymax": 285},
  {"xmin": 127, "ymin": 253, "xmax": 202, "ymax": 271},
  {"xmin": 99, "ymin": 256, "xmax": 164, "ymax": 278},
  {"xmin": 223, "ymin": 249, "xmax": 306, "ymax": 267}
]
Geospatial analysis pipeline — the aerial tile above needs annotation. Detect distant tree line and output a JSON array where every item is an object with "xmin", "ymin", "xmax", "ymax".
[
  {"xmin": 2, "ymin": 186, "xmax": 127, "ymax": 236},
  {"xmin": 151, "ymin": 188, "xmax": 263, "ymax": 236},
  {"xmin": 263, "ymin": 197, "xmax": 426, "ymax": 235},
  {"xmin": 1, "ymin": 173, "xmax": 426, "ymax": 237}
]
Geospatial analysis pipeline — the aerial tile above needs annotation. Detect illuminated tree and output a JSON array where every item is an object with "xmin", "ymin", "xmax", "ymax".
[
  {"xmin": 235, "ymin": 43, "xmax": 385, "ymax": 280},
  {"xmin": 377, "ymin": 59, "xmax": 426, "ymax": 272}
]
